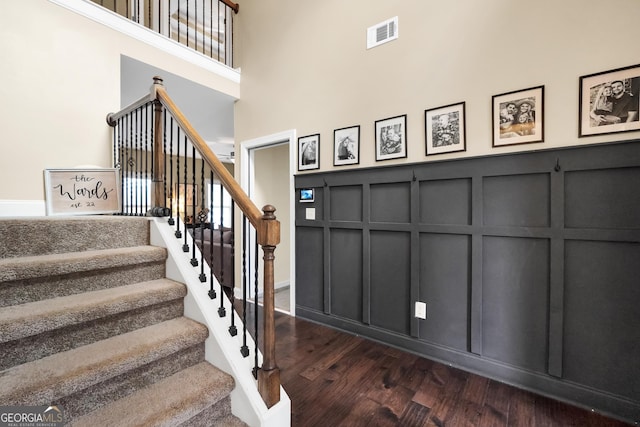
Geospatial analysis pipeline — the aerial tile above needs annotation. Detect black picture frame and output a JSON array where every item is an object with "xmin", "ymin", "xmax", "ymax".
[
  {"xmin": 492, "ymin": 85, "xmax": 544, "ymax": 147},
  {"xmin": 425, "ymin": 102, "xmax": 466, "ymax": 156},
  {"xmin": 579, "ymin": 63, "xmax": 640, "ymax": 137},
  {"xmin": 375, "ymin": 114, "xmax": 407, "ymax": 161},
  {"xmin": 298, "ymin": 134, "xmax": 320, "ymax": 171},
  {"xmin": 333, "ymin": 125, "xmax": 360, "ymax": 166}
]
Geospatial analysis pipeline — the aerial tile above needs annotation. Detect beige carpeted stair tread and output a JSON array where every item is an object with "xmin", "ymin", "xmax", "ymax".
[
  {"xmin": 0, "ymin": 245, "xmax": 166, "ymax": 282},
  {"xmin": 0, "ymin": 279, "xmax": 186, "ymax": 343},
  {"xmin": 0, "ymin": 216, "xmax": 151, "ymax": 258},
  {"xmin": 68, "ymin": 362, "xmax": 234, "ymax": 427},
  {"xmin": 0, "ymin": 317, "xmax": 208, "ymax": 406}
]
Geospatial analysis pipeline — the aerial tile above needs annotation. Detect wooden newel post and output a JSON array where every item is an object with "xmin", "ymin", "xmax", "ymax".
[
  {"xmin": 258, "ymin": 205, "xmax": 281, "ymax": 408},
  {"xmin": 152, "ymin": 77, "xmax": 166, "ymax": 212}
]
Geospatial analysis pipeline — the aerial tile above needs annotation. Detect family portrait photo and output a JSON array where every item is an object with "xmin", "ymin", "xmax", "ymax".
[
  {"xmin": 579, "ymin": 64, "xmax": 640, "ymax": 137},
  {"xmin": 298, "ymin": 134, "xmax": 319, "ymax": 170},
  {"xmin": 375, "ymin": 115, "xmax": 407, "ymax": 161},
  {"xmin": 492, "ymin": 86, "xmax": 544, "ymax": 147},
  {"xmin": 425, "ymin": 102, "xmax": 466, "ymax": 156}
]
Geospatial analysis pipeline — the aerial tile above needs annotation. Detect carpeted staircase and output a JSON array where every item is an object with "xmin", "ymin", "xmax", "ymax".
[{"xmin": 0, "ymin": 216, "xmax": 246, "ymax": 426}]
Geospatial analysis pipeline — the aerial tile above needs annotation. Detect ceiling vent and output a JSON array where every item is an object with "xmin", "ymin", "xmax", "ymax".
[{"xmin": 367, "ymin": 16, "xmax": 398, "ymax": 49}]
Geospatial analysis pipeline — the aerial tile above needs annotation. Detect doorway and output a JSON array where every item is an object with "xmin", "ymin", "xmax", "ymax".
[{"xmin": 240, "ymin": 130, "xmax": 296, "ymax": 315}]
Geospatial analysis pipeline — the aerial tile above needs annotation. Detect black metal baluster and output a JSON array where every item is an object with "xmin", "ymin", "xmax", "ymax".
[
  {"xmin": 127, "ymin": 112, "xmax": 133, "ymax": 215},
  {"xmin": 228, "ymin": 199, "xmax": 237, "ymax": 336},
  {"xmin": 217, "ymin": 0, "xmax": 221, "ymax": 62},
  {"xmin": 117, "ymin": 117, "xmax": 124, "ymax": 214},
  {"xmin": 175, "ymin": 126, "xmax": 182, "ymax": 238},
  {"xmin": 135, "ymin": 107, "xmax": 140, "ymax": 216},
  {"xmin": 209, "ymin": 0, "xmax": 213, "ymax": 58},
  {"xmin": 202, "ymin": 0, "xmax": 205, "ymax": 54},
  {"xmin": 145, "ymin": 103, "xmax": 150, "ymax": 213},
  {"xmin": 253, "ymin": 234, "xmax": 259, "ymax": 379},
  {"xmin": 194, "ymin": 0, "xmax": 198, "ymax": 53},
  {"xmin": 198, "ymin": 158, "xmax": 206, "ymax": 282},
  {"xmin": 182, "ymin": 135, "xmax": 189, "ymax": 251},
  {"xmin": 177, "ymin": 0, "xmax": 181, "ymax": 45},
  {"xmin": 190, "ymin": 144, "xmax": 197, "ymax": 264},
  {"xmin": 168, "ymin": 116, "xmax": 175, "ymax": 226},
  {"xmin": 186, "ymin": 0, "xmax": 190, "ymax": 48},
  {"xmin": 208, "ymin": 170, "xmax": 217, "ymax": 300},
  {"xmin": 218, "ymin": 180, "xmax": 226, "ymax": 318},
  {"xmin": 162, "ymin": 110, "xmax": 168, "ymax": 217},
  {"xmin": 240, "ymin": 215, "xmax": 249, "ymax": 357}
]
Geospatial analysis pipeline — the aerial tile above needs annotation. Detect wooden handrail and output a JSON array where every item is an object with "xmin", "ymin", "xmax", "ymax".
[
  {"xmin": 153, "ymin": 80, "xmax": 263, "ymax": 230},
  {"xmin": 150, "ymin": 76, "xmax": 280, "ymax": 407},
  {"xmin": 106, "ymin": 93, "xmax": 154, "ymax": 126},
  {"xmin": 221, "ymin": 0, "xmax": 240, "ymax": 14}
]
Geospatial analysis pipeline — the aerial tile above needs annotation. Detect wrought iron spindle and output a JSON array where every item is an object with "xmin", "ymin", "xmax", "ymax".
[
  {"xmin": 143, "ymin": 104, "xmax": 149, "ymax": 213},
  {"xmin": 168, "ymin": 116, "xmax": 175, "ymax": 226},
  {"xmin": 253, "ymin": 234, "xmax": 259, "ymax": 379},
  {"xmin": 218, "ymin": 180, "xmax": 226, "ymax": 318},
  {"xmin": 132, "ymin": 108, "xmax": 141, "ymax": 216},
  {"xmin": 194, "ymin": 0, "xmax": 198, "ymax": 53},
  {"xmin": 186, "ymin": 0, "xmax": 190, "ymax": 48},
  {"xmin": 182, "ymin": 135, "xmax": 189, "ymax": 252},
  {"xmin": 127, "ymin": 113, "xmax": 133, "ymax": 215},
  {"xmin": 217, "ymin": 0, "xmax": 221, "ymax": 62},
  {"xmin": 240, "ymin": 215, "xmax": 249, "ymax": 357},
  {"xmin": 190, "ymin": 144, "xmax": 198, "ymax": 265},
  {"xmin": 209, "ymin": 0, "xmax": 213, "ymax": 58},
  {"xmin": 208, "ymin": 170, "xmax": 217, "ymax": 300},
  {"xmin": 228, "ymin": 200, "xmax": 237, "ymax": 336},
  {"xmin": 198, "ymin": 159, "xmax": 206, "ymax": 282},
  {"xmin": 174, "ymin": 126, "xmax": 182, "ymax": 238},
  {"xmin": 117, "ymin": 117, "xmax": 124, "ymax": 214}
]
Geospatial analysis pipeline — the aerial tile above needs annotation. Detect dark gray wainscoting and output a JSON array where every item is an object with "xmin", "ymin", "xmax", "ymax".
[{"xmin": 294, "ymin": 140, "xmax": 640, "ymax": 424}]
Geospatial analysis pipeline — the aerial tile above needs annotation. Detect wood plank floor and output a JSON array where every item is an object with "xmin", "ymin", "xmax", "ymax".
[{"xmin": 273, "ymin": 312, "xmax": 631, "ymax": 427}]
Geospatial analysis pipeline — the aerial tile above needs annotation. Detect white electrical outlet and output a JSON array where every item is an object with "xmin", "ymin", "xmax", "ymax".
[{"xmin": 415, "ymin": 301, "xmax": 427, "ymax": 319}]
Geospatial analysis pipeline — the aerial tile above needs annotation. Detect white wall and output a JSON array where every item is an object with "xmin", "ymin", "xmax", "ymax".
[
  {"xmin": 253, "ymin": 144, "xmax": 291, "ymax": 287},
  {"xmin": 234, "ymin": 0, "xmax": 640, "ymax": 173},
  {"xmin": 0, "ymin": 1, "xmax": 239, "ymax": 202}
]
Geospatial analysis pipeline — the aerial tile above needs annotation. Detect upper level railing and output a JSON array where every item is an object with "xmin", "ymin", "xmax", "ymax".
[
  {"xmin": 106, "ymin": 76, "xmax": 280, "ymax": 408},
  {"xmin": 91, "ymin": 0, "xmax": 238, "ymax": 67}
]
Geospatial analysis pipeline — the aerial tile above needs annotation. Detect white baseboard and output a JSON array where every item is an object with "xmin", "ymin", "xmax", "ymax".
[{"xmin": 0, "ymin": 200, "xmax": 46, "ymax": 217}]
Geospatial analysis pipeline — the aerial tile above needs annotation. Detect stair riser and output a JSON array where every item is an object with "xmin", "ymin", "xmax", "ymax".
[
  {"xmin": 58, "ymin": 344, "xmax": 206, "ymax": 421},
  {"xmin": 0, "ymin": 299, "xmax": 184, "ymax": 371},
  {"xmin": 180, "ymin": 395, "xmax": 234, "ymax": 427},
  {"xmin": 0, "ymin": 262, "xmax": 166, "ymax": 307}
]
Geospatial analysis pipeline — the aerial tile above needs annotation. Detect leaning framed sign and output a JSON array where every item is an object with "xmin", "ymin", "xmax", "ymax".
[
  {"xmin": 44, "ymin": 168, "xmax": 121, "ymax": 216},
  {"xmin": 579, "ymin": 63, "xmax": 640, "ymax": 137}
]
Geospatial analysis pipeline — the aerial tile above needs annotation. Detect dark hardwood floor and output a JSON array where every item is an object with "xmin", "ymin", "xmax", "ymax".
[{"xmin": 274, "ymin": 312, "xmax": 631, "ymax": 427}]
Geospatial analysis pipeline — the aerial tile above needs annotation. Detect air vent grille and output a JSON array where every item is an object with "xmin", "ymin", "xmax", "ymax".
[{"xmin": 367, "ymin": 16, "xmax": 398, "ymax": 49}]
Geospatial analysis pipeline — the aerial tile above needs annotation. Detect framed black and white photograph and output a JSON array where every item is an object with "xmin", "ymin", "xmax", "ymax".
[
  {"xmin": 425, "ymin": 102, "xmax": 466, "ymax": 156},
  {"xmin": 298, "ymin": 134, "xmax": 320, "ymax": 171},
  {"xmin": 375, "ymin": 114, "xmax": 407, "ymax": 161},
  {"xmin": 492, "ymin": 85, "xmax": 544, "ymax": 147},
  {"xmin": 333, "ymin": 125, "xmax": 360, "ymax": 166},
  {"xmin": 579, "ymin": 64, "xmax": 640, "ymax": 137}
]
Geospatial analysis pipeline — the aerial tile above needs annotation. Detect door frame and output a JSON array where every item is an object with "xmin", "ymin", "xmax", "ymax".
[{"xmin": 240, "ymin": 129, "xmax": 296, "ymax": 315}]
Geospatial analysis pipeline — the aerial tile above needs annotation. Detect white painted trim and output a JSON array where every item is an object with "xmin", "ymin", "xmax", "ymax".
[
  {"xmin": 240, "ymin": 130, "xmax": 297, "ymax": 316},
  {"xmin": 47, "ymin": 0, "xmax": 240, "ymax": 84},
  {"xmin": 150, "ymin": 218, "xmax": 291, "ymax": 427},
  {"xmin": 0, "ymin": 200, "xmax": 46, "ymax": 217}
]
